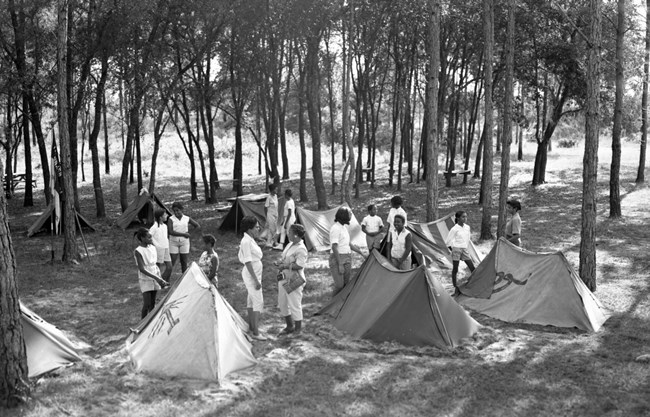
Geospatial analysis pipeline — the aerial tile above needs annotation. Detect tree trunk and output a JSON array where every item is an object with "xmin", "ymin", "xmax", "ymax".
[
  {"xmin": 306, "ymin": 34, "xmax": 327, "ymax": 209},
  {"xmin": 480, "ymin": 0, "xmax": 495, "ymax": 241},
  {"xmin": 296, "ymin": 50, "xmax": 309, "ymax": 203},
  {"xmin": 103, "ymin": 92, "xmax": 110, "ymax": 174},
  {"xmin": 0, "ymin": 156, "xmax": 30, "ymax": 408},
  {"xmin": 497, "ymin": 0, "xmax": 515, "ymax": 238},
  {"xmin": 22, "ymin": 95, "xmax": 33, "ymax": 207},
  {"xmin": 426, "ymin": 0, "xmax": 441, "ymax": 222},
  {"xmin": 88, "ymin": 54, "xmax": 108, "ymax": 218},
  {"xmin": 580, "ymin": 0, "xmax": 602, "ymax": 292},
  {"xmin": 341, "ymin": 12, "xmax": 354, "ymax": 206},
  {"xmin": 609, "ymin": 0, "xmax": 624, "ymax": 218},
  {"xmin": 58, "ymin": 0, "xmax": 79, "ymax": 262},
  {"xmin": 637, "ymin": 0, "xmax": 649, "ymax": 184}
]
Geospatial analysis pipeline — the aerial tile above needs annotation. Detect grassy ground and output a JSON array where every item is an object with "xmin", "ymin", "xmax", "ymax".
[{"xmin": 4, "ymin": 134, "xmax": 650, "ymax": 417}]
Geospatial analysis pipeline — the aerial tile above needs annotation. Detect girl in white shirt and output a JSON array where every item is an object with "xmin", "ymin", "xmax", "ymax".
[
  {"xmin": 238, "ymin": 216, "xmax": 267, "ymax": 340},
  {"xmin": 134, "ymin": 228, "xmax": 169, "ymax": 319},
  {"xmin": 277, "ymin": 189, "xmax": 296, "ymax": 249},
  {"xmin": 444, "ymin": 210, "xmax": 476, "ymax": 296},
  {"xmin": 149, "ymin": 209, "xmax": 172, "ymax": 281},
  {"xmin": 387, "ymin": 215, "xmax": 412, "ymax": 270},
  {"xmin": 167, "ymin": 202, "xmax": 200, "ymax": 276},
  {"xmin": 329, "ymin": 207, "xmax": 364, "ymax": 295}
]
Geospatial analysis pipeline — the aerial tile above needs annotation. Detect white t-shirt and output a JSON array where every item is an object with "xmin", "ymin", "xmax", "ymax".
[
  {"xmin": 265, "ymin": 194, "xmax": 278, "ymax": 218},
  {"xmin": 390, "ymin": 229, "xmax": 411, "ymax": 259},
  {"xmin": 283, "ymin": 198, "xmax": 296, "ymax": 223},
  {"xmin": 445, "ymin": 223, "xmax": 471, "ymax": 248},
  {"xmin": 361, "ymin": 215, "xmax": 384, "ymax": 234},
  {"xmin": 387, "ymin": 207, "xmax": 407, "ymax": 233},
  {"xmin": 149, "ymin": 222, "xmax": 169, "ymax": 249},
  {"xmin": 329, "ymin": 222, "xmax": 351, "ymax": 254}
]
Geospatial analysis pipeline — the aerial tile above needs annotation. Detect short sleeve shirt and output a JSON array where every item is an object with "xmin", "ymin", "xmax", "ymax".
[
  {"xmin": 506, "ymin": 213, "xmax": 521, "ymax": 237},
  {"xmin": 283, "ymin": 198, "xmax": 296, "ymax": 223},
  {"xmin": 361, "ymin": 215, "xmax": 384, "ymax": 234},
  {"xmin": 330, "ymin": 222, "xmax": 351, "ymax": 254},
  {"xmin": 149, "ymin": 222, "xmax": 169, "ymax": 249},
  {"xmin": 238, "ymin": 233, "xmax": 263, "ymax": 265}
]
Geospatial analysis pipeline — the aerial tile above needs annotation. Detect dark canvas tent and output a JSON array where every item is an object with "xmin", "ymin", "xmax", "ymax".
[
  {"xmin": 457, "ymin": 238, "xmax": 610, "ymax": 332},
  {"xmin": 27, "ymin": 204, "xmax": 95, "ymax": 237},
  {"xmin": 219, "ymin": 194, "xmax": 269, "ymax": 232},
  {"xmin": 296, "ymin": 205, "xmax": 366, "ymax": 252},
  {"xmin": 116, "ymin": 190, "xmax": 171, "ymax": 229},
  {"xmin": 21, "ymin": 302, "xmax": 82, "ymax": 378},
  {"xmin": 407, "ymin": 214, "xmax": 482, "ymax": 269},
  {"xmin": 126, "ymin": 263, "xmax": 256, "ymax": 381},
  {"xmin": 318, "ymin": 251, "xmax": 480, "ymax": 348}
]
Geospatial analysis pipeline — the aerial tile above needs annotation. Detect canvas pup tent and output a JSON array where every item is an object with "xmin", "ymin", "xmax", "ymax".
[
  {"xmin": 27, "ymin": 204, "xmax": 95, "ymax": 237},
  {"xmin": 457, "ymin": 238, "xmax": 610, "ymax": 332},
  {"xmin": 218, "ymin": 194, "xmax": 269, "ymax": 233},
  {"xmin": 21, "ymin": 302, "xmax": 82, "ymax": 378},
  {"xmin": 406, "ymin": 213, "xmax": 482, "ymax": 269},
  {"xmin": 318, "ymin": 251, "xmax": 480, "ymax": 348},
  {"xmin": 116, "ymin": 189, "xmax": 171, "ymax": 229},
  {"xmin": 295, "ymin": 205, "xmax": 367, "ymax": 252},
  {"xmin": 126, "ymin": 263, "xmax": 256, "ymax": 381}
]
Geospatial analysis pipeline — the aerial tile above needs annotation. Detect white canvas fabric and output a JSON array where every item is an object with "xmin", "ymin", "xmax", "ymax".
[
  {"xmin": 21, "ymin": 302, "xmax": 82, "ymax": 378},
  {"xmin": 126, "ymin": 263, "xmax": 256, "ymax": 381},
  {"xmin": 296, "ymin": 205, "xmax": 367, "ymax": 252}
]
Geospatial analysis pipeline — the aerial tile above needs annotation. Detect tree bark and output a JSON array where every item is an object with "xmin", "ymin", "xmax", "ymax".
[
  {"xmin": 609, "ymin": 0, "xmax": 624, "ymax": 218},
  {"xmin": 497, "ymin": 0, "xmax": 515, "ymax": 238},
  {"xmin": 88, "ymin": 53, "xmax": 108, "ymax": 218},
  {"xmin": 58, "ymin": 0, "xmax": 79, "ymax": 262},
  {"xmin": 0, "ymin": 156, "xmax": 30, "ymax": 408},
  {"xmin": 580, "ymin": 0, "xmax": 602, "ymax": 292},
  {"xmin": 306, "ymin": 34, "xmax": 327, "ymax": 209},
  {"xmin": 22, "ymin": 95, "xmax": 33, "ymax": 207},
  {"xmin": 637, "ymin": 0, "xmax": 649, "ymax": 183},
  {"xmin": 426, "ymin": 0, "xmax": 441, "ymax": 222},
  {"xmin": 480, "ymin": 0, "xmax": 495, "ymax": 240}
]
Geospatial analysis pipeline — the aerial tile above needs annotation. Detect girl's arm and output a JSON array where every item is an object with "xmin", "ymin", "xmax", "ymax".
[
  {"xmin": 350, "ymin": 243, "xmax": 364, "ymax": 256},
  {"xmin": 189, "ymin": 217, "xmax": 200, "ymax": 230},
  {"xmin": 135, "ymin": 250, "xmax": 167, "ymax": 286},
  {"xmin": 284, "ymin": 209, "xmax": 292, "ymax": 226},
  {"xmin": 208, "ymin": 256, "xmax": 218, "ymax": 280},
  {"xmin": 244, "ymin": 261, "xmax": 261, "ymax": 290},
  {"xmin": 167, "ymin": 218, "xmax": 181, "ymax": 237}
]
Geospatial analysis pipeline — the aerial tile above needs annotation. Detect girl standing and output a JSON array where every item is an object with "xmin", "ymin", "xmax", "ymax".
[
  {"xmin": 444, "ymin": 211, "xmax": 476, "ymax": 296},
  {"xmin": 198, "ymin": 234, "xmax": 219, "ymax": 287},
  {"xmin": 275, "ymin": 224, "xmax": 309, "ymax": 336},
  {"xmin": 238, "ymin": 216, "xmax": 267, "ymax": 341},
  {"xmin": 149, "ymin": 209, "xmax": 172, "ymax": 281},
  {"xmin": 168, "ymin": 202, "xmax": 200, "ymax": 275},
  {"xmin": 329, "ymin": 207, "xmax": 364, "ymax": 295},
  {"xmin": 387, "ymin": 215, "xmax": 413, "ymax": 270},
  {"xmin": 505, "ymin": 200, "xmax": 522, "ymax": 247},
  {"xmin": 134, "ymin": 228, "xmax": 169, "ymax": 319},
  {"xmin": 276, "ymin": 189, "xmax": 295, "ymax": 249}
]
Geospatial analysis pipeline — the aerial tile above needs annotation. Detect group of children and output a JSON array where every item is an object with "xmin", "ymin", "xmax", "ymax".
[{"xmin": 132, "ymin": 186, "xmax": 523, "ymax": 325}]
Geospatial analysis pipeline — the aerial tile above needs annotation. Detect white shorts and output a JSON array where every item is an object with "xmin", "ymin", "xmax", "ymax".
[
  {"xmin": 169, "ymin": 236, "xmax": 190, "ymax": 254},
  {"xmin": 156, "ymin": 247, "xmax": 171, "ymax": 263}
]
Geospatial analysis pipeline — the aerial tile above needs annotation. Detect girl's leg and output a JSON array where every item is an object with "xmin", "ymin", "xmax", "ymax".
[
  {"xmin": 163, "ymin": 261, "xmax": 173, "ymax": 280},
  {"xmin": 465, "ymin": 260, "xmax": 476, "ymax": 272},
  {"xmin": 179, "ymin": 253, "xmax": 189, "ymax": 272},
  {"xmin": 142, "ymin": 291, "xmax": 155, "ymax": 319},
  {"xmin": 451, "ymin": 260, "xmax": 460, "ymax": 288},
  {"xmin": 170, "ymin": 253, "xmax": 179, "ymax": 268}
]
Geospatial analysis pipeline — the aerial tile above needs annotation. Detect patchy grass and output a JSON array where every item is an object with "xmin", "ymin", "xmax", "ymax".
[{"xmin": 4, "ymin": 135, "xmax": 650, "ymax": 417}]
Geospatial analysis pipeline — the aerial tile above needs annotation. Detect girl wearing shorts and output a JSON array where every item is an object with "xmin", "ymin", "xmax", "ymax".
[
  {"xmin": 167, "ymin": 202, "xmax": 200, "ymax": 276},
  {"xmin": 149, "ymin": 209, "xmax": 172, "ymax": 281},
  {"xmin": 134, "ymin": 228, "xmax": 169, "ymax": 318},
  {"xmin": 445, "ymin": 210, "xmax": 476, "ymax": 296}
]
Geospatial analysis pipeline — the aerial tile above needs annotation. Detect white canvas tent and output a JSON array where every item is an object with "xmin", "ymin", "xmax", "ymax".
[
  {"xmin": 296, "ymin": 205, "xmax": 366, "ymax": 252},
  {"xmin": 21, "ymin": 302, "xmax": 82, "ymax": 378},
  {"xmin": 126, "ymin": 263, "xmax": 256, "ymax": 381}
]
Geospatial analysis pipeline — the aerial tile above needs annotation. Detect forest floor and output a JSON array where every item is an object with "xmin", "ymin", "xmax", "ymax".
[{"xmin": 4, "ymin": 136, "xmax": 650, "ymax": 417}]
